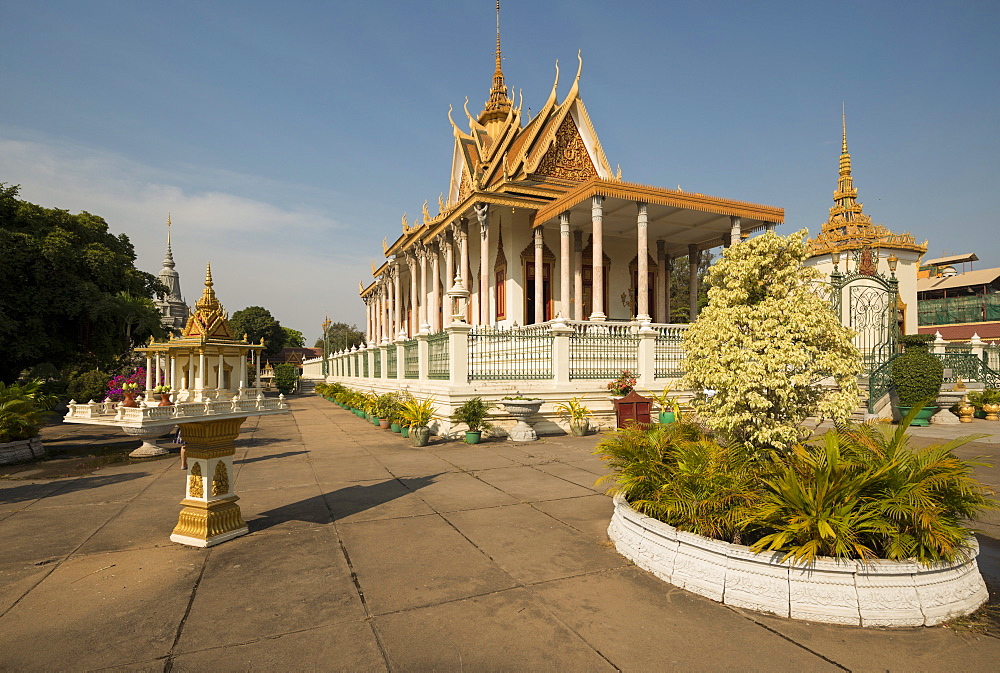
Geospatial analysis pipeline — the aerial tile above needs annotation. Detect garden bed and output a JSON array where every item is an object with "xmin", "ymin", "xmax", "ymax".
[
  {"xmin": 608, "ymin": 494, "xmax": 989, "ymax": 627},
  {"xmin": 0, "ymin": 437, "xmax": 45, "ymax": 465}
]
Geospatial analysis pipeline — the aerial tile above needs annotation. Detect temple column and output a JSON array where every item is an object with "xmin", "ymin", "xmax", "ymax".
[
  {"xmin": 145, "ymin": 354, "xmax": 153, "ymax": 392},
  {"xmin": 430, "ymin": 243, "xmax": 441, "ymax": 332},
  {"xmin": 689, "ymin": 243, "xmax": 700, "ymax": 321},
  {"xmin": 664, "ymin": 255, "xmax": 672, "ymax": 323},
  {"xmin": 590, "ymin": 196, "xmax": 606, "ymax": 321},
  {"xmin": 655, "ymin": 240, "xmax": 666, "ymax": 324},
  {"xmin": 408, "ymin": 255, "xmax": 418, "ymax": 336},
  {"xmin": 418, "ymin": 246, "xmax": 430, "ymax": 332},
  {"xmin": 443, "ymin": 234, "xmax": 454, "ymax": 293},
  {"xmin": 573, "ymin": 229, "xmax": 583, "ymax": 321},
  {"xmin": 476, "ymin": 203, "xmax": 490, "ymax": 325},
  {"xmin": 456, "ymin": 220, "xmax": 471, "ymax": 323},
  {"xmin": 636, "ymin": 202, "xmax": 650, "ymax": 322},
  {"xmin": 730, "ymin": 216, "xmax": 742, "ymax": 247},
  {"xmin": 217, "ymin": 352, "xmax": 225, "ymax": 391},
  {"xmin": 238, "ymin": 350, "xmax": 246, "ymax": 390},
  {"xmin": 559, "ymin": 212, "xmax": 571, "ymax": 317},
  {"xmin": 170, "ymin": 354, "xmax": 177, "ymax": 392},
  {"xmin": 197, "ymin": 350, "xmax": 206, "ymax": 396},
  {"xmin": 534, "ymin": 227, "xmax": 544, "ymax": 324}
]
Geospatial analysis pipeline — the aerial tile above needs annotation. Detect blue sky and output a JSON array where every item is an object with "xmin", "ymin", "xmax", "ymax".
[{"xmin": 3, "ymin": 1, "xmax": 998, "ymax": 342}]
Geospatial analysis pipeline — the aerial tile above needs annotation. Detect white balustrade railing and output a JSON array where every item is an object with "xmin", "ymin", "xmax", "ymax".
[{"xmin": 66, "ymin": 389, "xmax": 287, "ymax": 424}]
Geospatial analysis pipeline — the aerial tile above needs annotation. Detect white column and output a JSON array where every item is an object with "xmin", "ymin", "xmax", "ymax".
[
  {"xmin": 419, "ymin": 247, "xmax": 430, "ymax": 332},
  {"xmin": 431, "ymin": 243, "xmax": 441, "ymax": 332},
  {"xmin": 590, "ymin": 196, "xmax": 606, "ymax": 321},
  {"xmin": 534, "ymin": 227, "xmax": 544, "ymax": 324},
  {"xmin": 656, "ymin": 240, "xmax": 666, "ymax": 324},
  {"xmin": 637, "ymin": 202, "xmax": 650, "ymax": 322},
  {"xmin": 217, "ymin": 352, "xmax": 224, "ymax": 390},
  {"xmin": 689, "ymin": 243, "xmax": 700, "ymax": 321},
  {"xmin": 187, "ymin": 351, "xmax": 194, "ymax": 391},
  {"xmin": 477, "ymin": 204, "xmax": 490, "ymax": 326},
  {"xmin": 169, "ymin": 355, "xmax": 176, "ymax": 391},
  {"xmin": 457, "ymin": 220, "xmax": 470, "ymax": 322},
  {"xmin": 559, "ymin": 211, "xmax": 571, "ymax": 317},
  {"xmin": 573, "ymin": 229, "xmax": 584, "ymax": 321},
  {"xmin": 239, "ymin": 351, "xmax": 247, "ymax": 389},
  {"xmin": 730, "ymin": 216, "xmax": 742, "ymax": 247},
  {"xmin": 154, "ymin": 353, "xmax": 162, "ymax": 389},
  {"xmin": 408, "ymin": 256, "xmax": 418, "ymax": 336},
  {"xmin": 145, "ymin": 355, "xmax": 153, "ymax": 391},
  {"xmin": 197, "ymin": 350, "xmax": 206, "ymax": 392},
  {"xmin": 444, "ymin": 235, "xmax": 454, "ymax": 293}
]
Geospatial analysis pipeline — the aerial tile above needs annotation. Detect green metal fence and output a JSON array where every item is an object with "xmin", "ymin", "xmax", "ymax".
[
  {"xmin": 373, "ymin": 348, "xmax": 381, "ymax": 378},
  {"xmin": 403, "ymin": 339, "xmax": 418, "ymax": 379},
  {"xmin": 569, "ymin": 330, "xmax": 639, "ymax": 380},
  {"xmin": 352, "ymin": 353, "xmax": 359, "ymax": 377},
  {"xmin": 867, "ymin": 353, "xmax": 901, "ymax": 414},
  {"xmin": 937, "ymin": 353, "xmax": 1000, "ymax": 388},
  {"xmin": 362, "ymin": 351, "xmax": 369, "ymax": 378},
  {"xmin": 468, "ymin": 327, "xmax": 553, "ymax": 380},
  {"xmin": 654, "ymin": 326, "xmax": 685, "ymax": 378},
  {"xmin": 386, "ymin": 347, "xmax": 397, "ymax": 379},
  {"xmin": 427, "ymin": 332, "xmax": 450, "ymax": 380}
]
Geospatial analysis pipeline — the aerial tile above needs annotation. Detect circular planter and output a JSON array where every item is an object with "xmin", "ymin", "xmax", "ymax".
[
  {"xmin": 121, "ymin": 425, "xmax": 170, "ymax": 458},
  {"xmin": 157, "ymin": 393, "xmax": 174, "ymax": 407},
  {"xmin": 411, "ymin": 426, "xmax": 430, "ymax": 447},
  {"xmin": 569, "ymin": 418, "xmax": 589, "ymax": 437},
  {"xmin": 390, "ymin": 422, "xmax": 402, "ymax": 433},
  {"xmin": 464, "ymin": 431, "xmax": 482, "ymax": 444},
  {"xmin": 401, "ymin": 426, "xmax": 410, "ymax": 438},
  {"xmin": 379, "ymin": 419, "xmax": 390, "ymax": 429},
  {"xmin": 607, "ymin": 494, "xmax": 988, "ymax": 627},
  {"xmin": 502, "ymin": 400, "xmax": 542, "ymax": 442},
  {"xmin": 371, "ymin": 416, "xmax": 381, "ymax": 427},
  {"xmin": 658, "ymin": 411, "xmax": 675, "ymax": 424},
  {"xmin": 983, "ymin": 403, "xmax": 1000, "ymax": 421},
  {"xmin": 897, "ymin": 406, "xmax": 939, "ymax": 427}
]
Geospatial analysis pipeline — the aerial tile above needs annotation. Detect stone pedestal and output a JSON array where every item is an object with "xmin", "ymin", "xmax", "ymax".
[
  {"xmin": 503, "ymin": 400, "xmax": 542, "ymax": 442},
  {"xmin": 122, "ymin": 425, "xmax": 171, "ymax": 457},
  {"xmin": 170, "ymin": 417, "xmax": 249, "ymax": 548},
  {"xmin": 931, "ymin": 391, "xmax": 965, "ymax": 425}
]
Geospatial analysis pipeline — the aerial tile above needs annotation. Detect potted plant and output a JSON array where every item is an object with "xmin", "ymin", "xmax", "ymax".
[
  {"xmin": 374, "ymin": 393, "xmax": 397, "ymax": 429},
  {"xmin": 399, "ymin": 395, "xmax": 439, "ymax": 447},
  {"xmin": 121, "ymin": 382, "xmax": 140, "ymax": 408},
  {"xmin": 891, "ymin": 334, "xmax": 944, "ymax": 426},
  {"xmin": 607, "ymin": 370, "xmax": 636, "ymax": 399},
  {"xmin": 501, "ymin": 395, "xmax": 543, "ymax": 442},
  {"xmin": 452, "ymin": 397, "xmax": 495, "ymax": 444},
  {"xmin": 646, "ymin": 386, "xmax": 682, "ymax": 424},
  {"xmin": 967, "ymin": 389, "xmax": 1000, "ymax": 421},
  {"xmin": 153, "ymin": 384, "xmax": 173, "ymax": 406},
  {"xmin": 555, "ymin": 396, "xmax": 592, "ymax": 436}
]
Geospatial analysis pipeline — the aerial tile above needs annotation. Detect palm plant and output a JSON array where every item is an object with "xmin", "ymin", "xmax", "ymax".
[
  {"xmin": 452, "ymin": 397, "xmax": 495, "ymax": 433},
  {"xmin": 398, "ymin": 394, "xmax": 439, "ymax": 429},
  {"xmin": 554, "ymin": 396, "xmax": 592, "ymax": 421},
  {"xmin": 0, "ymin": 380, "xmax": 56, "ymax": 443}
]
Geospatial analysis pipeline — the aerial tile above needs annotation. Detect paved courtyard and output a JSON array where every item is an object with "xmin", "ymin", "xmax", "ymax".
[{"xmin": 1, "ymin": 396, "xmax": 999, "ymax": 671}]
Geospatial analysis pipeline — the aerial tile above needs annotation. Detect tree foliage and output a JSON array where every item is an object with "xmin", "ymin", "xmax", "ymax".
[
  {"xmin": 281, "ymin": 326, "xmax": 305, "ymax": 348},
  {"xmin": 680, "ymin": 230, "xmax": 861, "ymax": 450},
  {"xmin": 229, "ymin": 306, "xmax": 285, "ymax": 355},
  {"xmin": 314, "ymin": 321, "xmax": 365, "ymax": 351},
  {"xmin": 0, "ymin": 183, "xmax": 166, "ymax": 383}
]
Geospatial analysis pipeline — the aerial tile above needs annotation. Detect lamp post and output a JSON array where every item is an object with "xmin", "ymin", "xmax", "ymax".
[{"xmin": 321, "ymin": 315, "xmax": 331, "ymax": 377}]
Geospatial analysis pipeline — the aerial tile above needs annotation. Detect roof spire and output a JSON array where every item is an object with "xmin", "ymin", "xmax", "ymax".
[
  {"xmin": 162, "ymin": 212, "xmax": 175, "ymax": 269},
  {"xmin": 480, "ymin": 0, "xmax": 511, "ymax": 124},
  {"xmin": 829, "ymin": 105, "xmax": 862, "ymax": 227}
]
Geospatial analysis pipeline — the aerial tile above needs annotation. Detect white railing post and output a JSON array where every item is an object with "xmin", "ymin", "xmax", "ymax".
[
  {"xmin": 378, "ymin": 345, "xmax": 387, "ymax": 379},
  {"xmin": 551, "ymin": 316, "xmax": 573, "ymax": 384},
  {"xmin": 417, "ymin": 332, "xmax": 430, "ymax": 381},
  {"xmin": 933, "ymin": 331, "xmax": 947, "ymax": 355},
  {"xmin": 637, "ymin": 322, "xmax": 657, "ymax": 389},
  {"xmin": 396, "ymin": 333, "xmax": 406, "ymax": 381},
  {"xmin": 367, "ymin": 343, "xmax": 376, "ymax": 379},
  {"xmin": 447, "ymin": 322, "xmax": 472, "ymax": 385},
  {"xmin": 969, "ymin": 333, "xmax": 985, "ymax": 361}
]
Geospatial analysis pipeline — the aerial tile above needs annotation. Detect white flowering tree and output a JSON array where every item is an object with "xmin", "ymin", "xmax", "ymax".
[{"xmin": 680, "ymin": 230, "xmax": 861, "ymax": 450}]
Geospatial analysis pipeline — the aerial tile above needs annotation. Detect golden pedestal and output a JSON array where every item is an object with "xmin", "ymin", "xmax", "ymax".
[{"xmin": 170, "ymin": 417, "xmax": 249, "ymax": 547}]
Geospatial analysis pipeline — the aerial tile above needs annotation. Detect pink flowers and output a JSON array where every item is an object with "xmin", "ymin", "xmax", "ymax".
[
  {"xmin": 105, "ymin": 367, "xmax": 163, "ymax": 401},
  {"xmin": 607, "ymin": 370, "xmax": 636, "ymax": 396}
]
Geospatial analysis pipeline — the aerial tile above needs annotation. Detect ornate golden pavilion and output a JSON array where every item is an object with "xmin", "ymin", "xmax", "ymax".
[{"xmin": 359, "ymin": 6, "xmax": 784, "ymax": 340}]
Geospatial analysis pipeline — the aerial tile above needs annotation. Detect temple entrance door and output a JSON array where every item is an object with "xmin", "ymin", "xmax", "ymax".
[
  {"xmin": 525, "ymin": 262, "xmax": 552, "ymax": 324},
  {"xmin": 831, "ymin": 268, "xmax": 900, "ymax": 371}
]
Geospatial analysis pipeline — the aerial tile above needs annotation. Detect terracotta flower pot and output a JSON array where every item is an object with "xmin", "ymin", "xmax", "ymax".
[
  {"xmin": 158, "ymin": 393, "xmax": 173, "ymax": 407},
  {"xmin": 379, "ymin": 419, "xmax": 390, "ymax": 429},
  {"xmin": 122, "ymin": 391, "xmax": 139, "ymax": 408}
]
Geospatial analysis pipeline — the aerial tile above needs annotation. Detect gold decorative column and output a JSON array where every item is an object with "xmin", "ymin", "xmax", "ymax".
[{"xmin": 171, "ymin": 417, "xmax": 248, "ymax": 547}]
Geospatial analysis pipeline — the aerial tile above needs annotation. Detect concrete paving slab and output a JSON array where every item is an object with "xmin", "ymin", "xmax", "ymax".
[
  {"xmin": 405, "ymin": 471, "xmax": 519, "ymax": 513},
  {"xmin": 532, "ymin": 566, "xmax": 841, "ymax": 671},
  {"xmin": 308, "ymin": 455, "xmax": 395, "ymax": 482},
  {"xmin": 176, "ymin": 527, "xmax": 364, "ymax": 652},
  {"xmin": 240, "ymin": 484, "xmax": 332, "ymax": 532},
  {"xmin": 373, "ymin": 450, "xmax": 460, "ymax": 478},
  {"xmin": 25, "ymin": 466, "xmax": 165, "ymax": 509},
  {"xmin": 172, "ymin": 619, "xmax": 387, "ymax": 672},
  {"xmin": 473, "ymin": 464, "xmax": 597, "ymax": 502},
  {"xmin": 532, "ymin": 461, "xmax": 605, "ymax": 491},
  {"xmin": 483, "ymin": 445, "xmax": 558, "ymax": 466},
  {"xmin": 426, "ymin": 444, "xmax": 519, "ymax": 471},
  {"xmin": 75, "ymin": 488, "xmax": 181, "ymax": 555},
  {"xmin": 338, "ymin": 514, "xmax": 516, "ymax": 614},
  {"xmin": 374, "ymin": 587, "xmax": 615, "ymax": 672},
  {"xmin": 0, "ymin": 559, "xmax": 53, "ymax": 615},
  {"xmin": 0, "ymin": 478, "xmax": 78, "ymax": 512},
  {"xmin": 531, "ymin": 493, "xmax": 616, "ymax": 539},
  {"xmin": 321, "ymin": 478, "xmax": 438, "ymax": 523},
  {"xmin": 0, "ymin": 500, "xmax": 124, "ymax": 564},
  {"xmin": 443, "ymin": 503, "xmax": 626, "ymax": 584},
  {"xmin": 0, "ymin": 546, "xmax": 201, "ymax": 671}
]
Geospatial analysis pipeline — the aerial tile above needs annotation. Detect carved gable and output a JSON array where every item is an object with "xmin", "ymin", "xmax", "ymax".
[{"xmin": 535, "ymin": 115, "xmax": 597, "ymax": 181}]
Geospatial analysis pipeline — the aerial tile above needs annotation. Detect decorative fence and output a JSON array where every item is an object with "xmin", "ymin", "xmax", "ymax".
[
  {"xmin": 654, "ymin": 325, "xmax": 686, "ymax": 379},
  {"xmin": 569, "ymin": 327, "xmax": 639, "ymax": 380},
  {"xmin": 403, "ymin": 339, "xmax": 418, "ymax": 379},
  {"xmin": 938, "ymin": 353, "xmax": 1000, "ymax": 388},
  {"xmin": 427, "ymin": 331, "xmax": 450, "ymax": 380},
  {"xmin": 386, "ymin": 346, "xmax": 397, "ymax": 379},
  {"xmin": 362, "ymin": 351, "xmax": 370, "ymax": 378},
  {"xmin": 468, "ymin": 327, "xmax": 553, "ymax": 381},
  {"xmin": 372, "ymin": 348, "xmax": 381, "ymax": 378}
]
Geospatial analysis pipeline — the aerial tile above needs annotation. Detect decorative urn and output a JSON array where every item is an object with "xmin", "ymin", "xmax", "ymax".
[{"xmin": 502, "ymin": 398, "xmax": 543, "ymax": 442}]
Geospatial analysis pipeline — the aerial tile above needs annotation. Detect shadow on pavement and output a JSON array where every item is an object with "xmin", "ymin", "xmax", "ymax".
[
  {"xmin": 0, "ymin": 472, "xmax": 148, "ymax": 504},
  {"xmin": 235, "ymin": 451, "xmax": 308, "ymax": 465},
  {"xmin": 249, "ymin": 475, "xmax": 440, "ymax": 531}
]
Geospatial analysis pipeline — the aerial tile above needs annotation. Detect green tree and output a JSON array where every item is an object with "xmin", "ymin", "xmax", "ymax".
[
  {"xmin": 230, "ymin": 306, "xmax": 285, "ymax": 355},
  {"xmin": 314, "ymin": 321, "xmax": 365, "ymax": 351},
  {"xmin": 282, "ymin": 326, "xmax": 305, "ymax": 348},
  {"xmin": 668, "ymin": 250, "xmax": 713, "ymax": 323},
  {"xmin": 111, "ymin": 291, "xmax": 167, "ymax": 347},
  {"xmin": 0, "ymin": 183, "xmax": 167, "ymax": 383},
  {"xmin": 680, "ymin": 230, "xmax": 861, "ymax": 450}
]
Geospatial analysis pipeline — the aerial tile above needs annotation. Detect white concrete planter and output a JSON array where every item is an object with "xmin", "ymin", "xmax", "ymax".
[
  {"xmin": 608, "ymin": 494, "xmax": 988, "ymax": 626},
  {"xmin": 0, "ymin": 437, "xmax": 45, "ymax": 465},
  {"xmin": 501, "ymin": 399, "xmax": 543, "ymax": 442}
]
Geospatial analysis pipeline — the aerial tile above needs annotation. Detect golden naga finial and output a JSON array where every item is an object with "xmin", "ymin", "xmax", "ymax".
[
  {"xmin": 371, "ymin": 260, "xmax": 377, "ymax": 275},
  {"xmin": 438, "ymin": 193, "xmax": 445, "ymax": 214},
  {"xmin": 401, "ymin": 212, "xmax": 410, "ymax": 234},
  {"xmin": 422, "ymin": 200, "xmax": 431, "ymax": 223},
  {"xmin": 616, "ymin": 164, "xmax": 622, "ymax": 180},
  {"xmin": 358, "ymin": 281, "xmax": 364, "ymax": 294},
  {"xmin": 382, "ymin": 237, "xmax": 388, "ymax": 254}
]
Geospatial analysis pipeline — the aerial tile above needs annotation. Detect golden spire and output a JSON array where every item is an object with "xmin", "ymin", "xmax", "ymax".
[
  {"xmin": 828, "ymin": 105, "xmax": 861, "ymax": 227},
  {"xmin": 480, "ymin": 0, "xmax": 512, "ymax": 124},
  {"xmin": 195, "ymin": 262, "xmax": 221, "ymax": 313}
]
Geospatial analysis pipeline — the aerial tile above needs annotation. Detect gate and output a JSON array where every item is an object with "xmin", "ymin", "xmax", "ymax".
[{"xmin": 829, "ymin": 250, "xmax": 900, "ymax": 372}]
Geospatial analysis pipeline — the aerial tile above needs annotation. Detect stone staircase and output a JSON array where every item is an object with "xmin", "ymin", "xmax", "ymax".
[{"xmin": 297, "ymin": 378, "xmax": 319, "ymax": 395}]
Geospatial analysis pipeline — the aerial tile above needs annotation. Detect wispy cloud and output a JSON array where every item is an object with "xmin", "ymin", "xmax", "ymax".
[{"xmin": 0, "ymin": 132, "xmax": 366, "ymax": 339}]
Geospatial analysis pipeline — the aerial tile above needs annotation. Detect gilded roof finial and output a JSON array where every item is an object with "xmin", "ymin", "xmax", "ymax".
[
  {"xmin": 480, "ymin": 0, "xmax": 512, "ymax": 123},
  {"xmin": 204, "ymin": 262, "xmax": 214, "ymax": 288}
]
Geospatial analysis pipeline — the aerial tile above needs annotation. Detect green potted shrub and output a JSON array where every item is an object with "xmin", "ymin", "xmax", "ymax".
[
  {"xmin": 374, "ymin": 393, "xmax": 397, "ymax": 429},
  {"xmin": 555, "ymin": 396, "xmax": 592, "ymax": 436},
  {"xmin": 399, "ymin": 395, "xmax": 439, "ymax": 447},
  {"xmin": 646, "ymin": 386, "xmax": 682, "ymax": 424},
  {"xmin": 891, "ymin": 334, "xmax": 944, "ymax": 426},
  {"xmin": 452, "ymin": 397, "xmax": 495, "ymax": 444}
]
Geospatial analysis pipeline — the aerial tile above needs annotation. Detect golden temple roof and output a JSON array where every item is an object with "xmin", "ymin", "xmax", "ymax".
[{"xmin": 807, "ymin": 110, "xmax": 927, "ymax": 256}]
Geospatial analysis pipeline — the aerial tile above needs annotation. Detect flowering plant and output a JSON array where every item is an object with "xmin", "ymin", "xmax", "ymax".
[
  {"xmin": 153, "ymin": 385, "xmax": 172, "ymax": 393},
  {"xmin": 105, "ymin": 367, "xmax": 161, "ymax": 401},
  {"xmin": 607, "ymin": 370, "xmax": 636, "ymax": 396}
]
